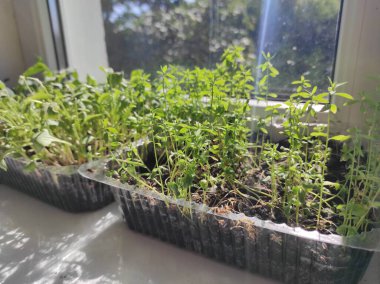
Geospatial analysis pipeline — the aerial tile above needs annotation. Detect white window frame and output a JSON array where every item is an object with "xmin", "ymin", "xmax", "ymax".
[
  {"xmin": 12, "ymin": 0, "xmax": 58, "ymax": 71},
  {"xmin": 333, "ymin": 0, "xmax": 380, "ymax": 130},
  {"xmin": 57, "ymin": 0, "xmax": 109, "ymax": 81}
]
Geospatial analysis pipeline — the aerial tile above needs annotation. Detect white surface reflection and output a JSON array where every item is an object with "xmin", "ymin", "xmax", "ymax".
[{"xmin": 0, "ymin": 185, "xmax": 378, "ymax": 284}]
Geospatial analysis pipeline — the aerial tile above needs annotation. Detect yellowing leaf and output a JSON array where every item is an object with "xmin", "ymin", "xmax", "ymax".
[{"xmin": 330, "ymin": 135, "xmax": 350, "ymax": 141}]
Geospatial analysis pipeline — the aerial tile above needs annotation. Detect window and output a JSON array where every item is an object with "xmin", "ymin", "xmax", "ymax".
[{"xmin": 101, "ymin": 0, "xmax": 342, "ymax": 97}]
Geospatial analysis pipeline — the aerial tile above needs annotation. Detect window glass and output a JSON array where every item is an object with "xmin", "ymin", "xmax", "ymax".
[{"xmin": 101, "ymin": 0, "xmax": 342, "ymax": 96}]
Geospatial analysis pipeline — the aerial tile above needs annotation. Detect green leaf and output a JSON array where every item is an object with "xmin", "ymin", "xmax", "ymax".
[
  {"xmin": 33, "ymin": 129, "xmax": 71, "ymax": 147},
  {"xmin": 23, "ymin": 60, "xmax": 52, "ymax": 77},
  {"xmin": 98, "ymin": 93, "xmax": 110, "ymax": 103},
  {"xmin": 204, "ymin": 129, "xmax": 218, "ymax": 135},
  {"xmin": 336, "ymin": 204, "xmax": 345, "ymax": 211},
  {"xmin": 302, "ymin": 101, "xmax": 311, "ymax": 112},
  {"xmin": 323, "ymin": 181, "xmax": 340, "ymax": 189},
  {"xmin": 179, "ymin": 127, "xmax": 188, "ymax": 134},
  {"xmin": 296, "ymin": 92, "xmax": 311, "ymax": 99},
  {"xmin": 107, "ymin": 142, "xmax": 118, "ymax": 148},
  {"xmin": 24, "ymin": 161, "xmax": 37, "ymax": 172},
  {"xmin": 335, "ymin": 93, "xmax": 353, "ymax": 100},
  {"xmin": 291, "ymin": 80, "xmax": 302, "ymax": 85},
  {"xmin": 259, "ymin": 76, "xmax": 267, "ymax": 86},
  {"xmin": 265, "ymin": 104, "xmax": 282, "ymax": 111},
  {"xmin": 330, "ymin": 135, "xmax": 350, "ymax": 142},
  {"xmin": 369, "ymin": 201, "xmax": 380, "ymax": 208},
  {"xmin": 107, "ymin": 72, "xmax": 123, "ymax": 88},
  {"xmin": 125, "ymin": 159, "xmax": 145, "ymax": 167},
  {"xmin": 268, "ymin": 93, "xmax": 278, "ymax": 98},
  {"xmin": 221, "ymin": 101, "xmax": 229, "ymax": 111},
  {"xmin": 107, "ymin": 127, "xmax": 118, "ymax": 134},
  {"xmin": 350, "ymin": 204, "xmax": 368, "ymax": 217},
  {"xmin": 336, "ymin": 225, "xmax": 357, "ymax": 236},
  {"xmin": 270, "ymin": 66, "xmax": 279, "ymax": 77},
  {"xmin": 310, "ymin": 132, "xmax": 327, "ymax": 137},
  {"xmin": 84, "ymin": 114, "xmax": 102, "ymax": 123},
  {"xmin": 25, "ymin": 92, "xmax": 53, "ymax": 103},
  {"xmin": 330, "ymin": 104, "xmax": 337, "ymax": 114},
  {"xmin": 215, "ymin": 79, "xmax": 225, "ymax": 86},
  {"xmin": 314, "ymin": 93, "xmax": 329, "ymax": 104},
  {"xmin": 311, "ymin": 86, "xmax": 317, "ymax": 94}
]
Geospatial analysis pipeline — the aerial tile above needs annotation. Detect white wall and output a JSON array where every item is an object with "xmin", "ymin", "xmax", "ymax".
[
  {"xmin": 13, "ymin": 0, "xmax": 57, "ymax": 70},
  {"xmin": 0, "ymin": 0, "xmax": 57, "ymax": 86},
  {"xmin": 0, "ymin": 0, "xmax": 26, "ymax": 85},
  {"xmin": 59, "ymin": 0, "xmax": 109, "ymax": 81},
  {"xmin": 334, "ymin": 0, "xmax": 380, "ymax": 129}
]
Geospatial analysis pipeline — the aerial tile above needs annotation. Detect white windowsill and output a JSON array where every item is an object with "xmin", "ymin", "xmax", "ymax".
[{"xmin": 0, "ymin": 184, "xmax": 379, "ymax": 283}]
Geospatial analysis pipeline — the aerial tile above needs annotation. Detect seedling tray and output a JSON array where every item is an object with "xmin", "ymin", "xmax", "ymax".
[
  {"xmin": 0, "ymin": 157, "xmax": 114, "ymax": 212},
  {"xmin": 79, "ymin": 160, "xmax": 374, "ymax": 284}
]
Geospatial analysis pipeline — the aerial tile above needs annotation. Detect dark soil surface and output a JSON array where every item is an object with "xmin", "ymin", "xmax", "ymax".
[{"xmin": 107, "ymin": 140, "xmax": 374, "ymax": 235}]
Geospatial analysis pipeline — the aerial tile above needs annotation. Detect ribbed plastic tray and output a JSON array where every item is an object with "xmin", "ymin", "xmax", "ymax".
[
  {"xmin": 0, "ymin": 157, "xmax": 114, "ymax": 212},
  {"xmin": 79, "ymin": 160, "xmax": 373, "ymax": 284}
]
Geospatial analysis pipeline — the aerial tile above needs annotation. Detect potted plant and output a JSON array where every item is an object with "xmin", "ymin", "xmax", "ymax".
[
  {"xmin": 80, "ymin": 47, "xmax": 379, "ymax": 282},
  {"xmin": 0, "ymin": 62, "xmax": 154, "ymax": 212}
]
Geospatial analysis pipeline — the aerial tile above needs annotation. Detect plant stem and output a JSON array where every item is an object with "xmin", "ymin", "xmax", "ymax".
[{"xmin": 317, "ymin": 110, "xmax": 330, "ymax": 228}]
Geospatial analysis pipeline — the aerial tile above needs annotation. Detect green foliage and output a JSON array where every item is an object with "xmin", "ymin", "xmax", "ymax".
[
  {"xmin": 256, "ymin": 75, "xmax": 356, "ymax": 229},
  {"xmin": 336, "ymin": 92, "xmax": 380, "ymax": 236},
  {"xmin": 114, "ymin": 47, "xmax": 254, "ymax": 206},
  {"xmin": 111, "ymin": 47, "xmax": 379, "ymax": 236},
  {"xmin": 2, "ymin": 46, "xmax": 378, "ymax": 238},
  {"xmin": 0, "ymin": 64, "xmax": 155, "ymax": 168}
]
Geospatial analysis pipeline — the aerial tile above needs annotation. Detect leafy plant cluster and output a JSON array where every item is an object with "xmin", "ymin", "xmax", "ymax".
[
  {"xmin": 0, "ymin": 46, "xmax": 378, "ymax": 236},
  {"xmin": 112, "ymin": 48, "xmax": 254, "ymax": 203},
  {"xmin": 112, "ymin": 47, "xmax": 379, "ymax": 236},
  {"xmin": 0, "ymin": 61, "xmax": 155, "ymax": 169},
  {"xmin": 337, "ymin": 92, "xmax": 380, "ymax": 235}
]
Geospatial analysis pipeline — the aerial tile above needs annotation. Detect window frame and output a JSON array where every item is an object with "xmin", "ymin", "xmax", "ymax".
[
  {"xmin": 23, "ymin": 0, "xmax": 380, "ymax": 130},
  {"xmin": 12, "ymin": 0, "xmax": 58, "ymax": 70},
  {"xmin": 46, "ymin": 0, "xmax": 68, "ymax": 70}
]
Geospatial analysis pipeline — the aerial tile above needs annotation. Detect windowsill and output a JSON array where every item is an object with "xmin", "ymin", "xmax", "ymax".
[
  {"xmin": 0, "ymin": 185, "xmax": 276, "ymax": 283},
  {"xmin": 0, "ymin": 184, "xmax": 379, "ymax": 283}
]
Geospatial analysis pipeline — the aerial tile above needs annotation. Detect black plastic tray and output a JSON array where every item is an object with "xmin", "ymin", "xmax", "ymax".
[
  {"xmin": 79, "ymin": 160, "xmax": 373, "ymax": 284},
  {"xmin": 0, "ymin": 157, "xmax": 114, "ymax": 212}
]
